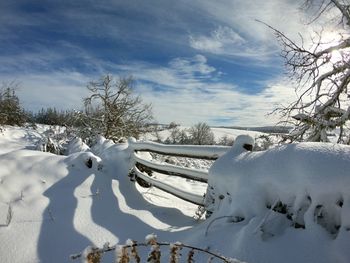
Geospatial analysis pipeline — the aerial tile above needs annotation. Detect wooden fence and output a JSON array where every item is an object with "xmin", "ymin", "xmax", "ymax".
[{"xmin": 128, "ymin": 138, "xmax": 231, "ymax": 206}]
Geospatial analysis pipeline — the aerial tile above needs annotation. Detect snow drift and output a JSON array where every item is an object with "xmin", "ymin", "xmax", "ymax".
[
  {"xmin": 2, "ymin": 125, "xmax": 350, "ymax": 263},
  {"xmin": 203, "ymin": 134, "xmax": 350, "ymax": 262}
]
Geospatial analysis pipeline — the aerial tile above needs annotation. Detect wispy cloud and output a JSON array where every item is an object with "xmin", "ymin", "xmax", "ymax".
[
  {"xmin": 186, "ymin": 0, "xmax": 315, "ymax": 61},
  {"xmin": 0, "ymin": 71, "xmax": 90, "ymax": 112},
  {"xmin": 114, "ymin": 55, "xmax": 220, "ymax": 92},
  {"xmin": 189, "ymin": 26, "xmax": 245, "ymax": 53},
  {"xmin": 189, "ymin": 26, "xmax": 274, "ymax": 60},
  {"xmin": 1, "ymin": 51, "xmax": 296, "ymax": 126},
  {"xmin": 111, "ymin": 55, "xmax": 297, "ymax": 126},
  {"xmin": 0, "ymin": 0, "xmax": 319, "ymax": 126},
  {"xmin": 169, "ymin": 55, "xmax": 216, "ymax": 77}
]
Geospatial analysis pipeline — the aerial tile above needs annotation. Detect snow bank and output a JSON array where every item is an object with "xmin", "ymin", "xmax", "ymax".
[{"xmin": 203, "ymin": 134, "xmax": 350, "ymax": 262}]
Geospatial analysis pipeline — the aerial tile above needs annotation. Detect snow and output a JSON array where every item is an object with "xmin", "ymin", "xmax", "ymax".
[
  {"xmin": 201, "ymin": 135, "xmax": 350, "ymax": 263},
  {"xmin": 0, "ymin": 125, "xmax": 349, "ymax": 263},
  {"xmin": 129, "ymin": 137, "xmax": 231, "ymax": 159},
  {"xmin": 145, "ymin": 233, "xmax": 157, "ymax": 243},
  {"xmin": 132, "ymin": 151, "xmax": 209, "ymax": 182},
  {"xmin": 133, "ymin": 165, "xmax": 205, "ymax": 205},
  {"xmin": 143, "ymin": 126, "xmax": 264, "ymax": 143},
  {"xmin": 0, "ymin": 126, "xmax": 198, "ymax": 263},
  {"xmin": 67, "ymin": 137, "xmax": 90, "ymax": 154}
]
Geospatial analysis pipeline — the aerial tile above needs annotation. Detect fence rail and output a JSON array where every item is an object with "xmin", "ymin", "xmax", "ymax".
[
  {"xmin": 129, "ymin": 139, "xmax": 230, "ymax": 160},
  {"xmin": 132, "ymin": 152, "xmax": 209, "ymax": 182},
  {"xmin": 128, "ymin": 138, "xmax": 230, "ymax": 206}
]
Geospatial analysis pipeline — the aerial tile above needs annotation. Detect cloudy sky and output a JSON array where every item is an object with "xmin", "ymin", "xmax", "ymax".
[{"xmin": 0, "ymin": 0, "xmax": 321, "ymax": 126}]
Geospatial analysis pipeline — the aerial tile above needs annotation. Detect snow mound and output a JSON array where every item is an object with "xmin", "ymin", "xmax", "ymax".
[
  {"xmin": 204, "ymin": 134, "xmax": 350, "ymax": 262},
  {"xmin": 65, "ymin": 151, "xmax": 103, "ymax": 171},
  {"xmin": 67, "ymin": 137, "xmax": 90, "ymax": 155}
]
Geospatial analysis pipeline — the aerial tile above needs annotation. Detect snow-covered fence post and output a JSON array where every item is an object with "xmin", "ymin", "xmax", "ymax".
[{"xmin": 203, "ymin": 135, "xmax": 255, "ymax": 218}]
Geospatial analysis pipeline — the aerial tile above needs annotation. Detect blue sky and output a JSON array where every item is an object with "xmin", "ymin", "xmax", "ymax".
[{"xmin": 0, "ymin": 0, "xmax": 312, "ymax": 126}]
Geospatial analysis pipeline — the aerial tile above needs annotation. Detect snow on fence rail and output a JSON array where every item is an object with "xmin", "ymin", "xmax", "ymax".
[
  {"xmin": 129, "ymin": 138, "xmax": 230, "ymax": 160},
  {"xmin": 128, "ymin": 138, "xmax": 230, "ymax": 206}
]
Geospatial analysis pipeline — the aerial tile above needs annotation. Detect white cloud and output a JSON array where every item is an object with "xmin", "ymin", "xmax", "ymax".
[
  {"xmin": 168, "ymin": 55, "xmax": 216, "ymax": 77},
  {"xmin": 187, "ymin": 0, "xmax": 319, "ymax": 60},
  {"xmin": 1, "ymin": 71, "xmax": 91, "ymax": 112},
  {"xmin": 112, "ymin": 56, "xmax": 297, "ymax": 126},
  {"xmin": 189, "ymin": 26, "xmax": 245, "ymax": 54},
  {"xmin": 0, "ymin": 0, "xmax": 316, "ymax": 126},
  {"xmin": 115, "ymin": 55, "xmax": 218, "ymax": 91},
  {"xmin": 138, "ymin": 79, "xmax": 296, "ymax": 126},
  {"xmin": 189, "ymin": 26, "xmax": 274, "ymax": 60},
  {"xmin": 0, "ymin": 48, "xmax": 297, "ymax": 126}
]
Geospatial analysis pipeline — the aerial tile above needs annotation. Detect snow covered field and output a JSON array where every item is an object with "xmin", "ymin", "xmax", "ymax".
[{"xmin": 0, "ymin": 125, "xmax": 349, "ymax": 263}]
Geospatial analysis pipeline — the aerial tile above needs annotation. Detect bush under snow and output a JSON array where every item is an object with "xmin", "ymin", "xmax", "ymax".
[{"xmin": 206, "ymin": 135, "xmax": 350, "ymax": 240}]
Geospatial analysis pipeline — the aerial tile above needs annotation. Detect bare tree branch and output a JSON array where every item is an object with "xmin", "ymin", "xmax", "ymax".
[
  {"xmin": 77, "ymin": 75, "xmax": 153, "ymax": 141},
  {"xmin": 263, "ymin": 0, "xmax": 350, "ymax": 143}
]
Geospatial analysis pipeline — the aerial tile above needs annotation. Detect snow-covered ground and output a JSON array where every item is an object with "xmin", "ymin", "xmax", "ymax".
[
  {"xmin": 0, "ymin": 126, "xmax": 200, "ymax": 263},
  {"xmin": 0, "ymin": 125, "xmax": 349, "ymax": 263},
  {"xmin": 142, "ymin": 126, "xmax": 264, "ymax": 143}
]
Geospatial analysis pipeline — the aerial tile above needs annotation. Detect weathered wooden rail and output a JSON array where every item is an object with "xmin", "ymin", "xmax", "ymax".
[{"xmin": 128, "ymin": 138, "xmax": 230, "ymax": 206}]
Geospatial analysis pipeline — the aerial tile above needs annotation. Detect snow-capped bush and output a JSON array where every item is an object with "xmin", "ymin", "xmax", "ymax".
[
  {"xmin": 36, "ymin": 137, "xmax": 62, "ymax": 155},
  {"xmin": 67, "ymin": 137, "xmax": 90, "ymax": 155},
  {"xmin": 65, "ymin": 152, "xmax": 103, "ymax": 171},
  {"xmin": 206, "ymin": 135, "xmax": 350, "ymax": 239}
]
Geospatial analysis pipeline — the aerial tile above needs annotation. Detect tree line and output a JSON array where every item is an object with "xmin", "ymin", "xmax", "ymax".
[
  {"xmin": 0, "ymin": 77, "xmax": 235, "ymax": 147},
  {"xmin": 153, "ymin": 122, "xmax": 235, "ymax": 146},
  {"xmin": 3, "ymin": 0, "xmax": 350, "ymax": 148},
  {"xmin": 0, "ymin": 75, "xmax": 152, "ymax": 143},
  {"xmin": 0, "ymin": 82, "xmax": 26, "ymax": 126}
]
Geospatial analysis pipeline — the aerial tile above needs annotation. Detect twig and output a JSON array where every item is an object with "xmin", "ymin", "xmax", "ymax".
[
  {"xmin": 6, "ymin": 203, "xmax": 13, "ymax": 226},
  {"xmin": 70, "ymin": 241, "xmax": 242, "ymax": 262},
  {"xmin": 205, "ymin": 216, "xmax": 233, "ymax": 236}
]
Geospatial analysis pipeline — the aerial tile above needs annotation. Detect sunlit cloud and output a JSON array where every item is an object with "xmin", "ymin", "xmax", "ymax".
[
  {"xmin": 111, "ymin": 55, "xmax": 297, "ymax": 126},
  {"xmin": 0, "ymin": 0, "xmax": 331, "ymax": 126},
  {"xmin": 189, "ymin": 26, "xmax": 245, "ymax": 54},
  {"xmin": 1, "ymin": 71, "xmax": 91, "ymax": 112},
  {"xmin": 189, "ymin": 27, "xmax": 274, "ymax": 61}
]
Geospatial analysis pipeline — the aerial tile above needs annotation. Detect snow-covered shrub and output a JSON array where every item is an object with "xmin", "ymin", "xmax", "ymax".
[
  {"xmin": 67, "ymin": 137, "xmax": 90, "ymax": 155},
  {"xmin": 217, "ymin": 134, "xmax": 235, "ymax": 146},
  {"xmin": 205, "ymin": 134, "xmax": 350, "ymax": 239},
  {"xmin": 164, "ymin": 127, "xmax": 190, "ymax": 145},
  {"xmin": 33, "ymin": 125, "xmax": 76, "ymax": 155},
  {"xmin": 90, "ymin": 135, "xmax": 116, "ymax": 156},
  {"xmin": 65, "ymin": 152, "xmax": 103, "ymax": 171},
  {"xmin": 253, "ymin": 134, "xmax": 274, "ymax": 151},
  {"xmin": 36, "ymin": 137, "xmax": 62, "ymax": 155},
  {"xmin": 188, "ymin": 122, "xmax": 215, "ymax": 145}
]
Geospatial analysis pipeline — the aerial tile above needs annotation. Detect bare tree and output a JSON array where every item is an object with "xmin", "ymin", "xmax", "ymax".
[
  {"xmin": 266, "ymin": 0, "xmax": 350, "ymax": 143},
  {"xmin": 165, "ymin": 126, "xmax": 190, "ymax": 144},
  {"xmin": 188, "ymin": 122, "xmax": 215, "ymax": 145},
  {"xmin": 218, "ymin": 134, "xmax": 235, "ymax": 146},
  {"xmin": 80, "ymin": 75, "xmax": 153, "ymax": 141}
]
